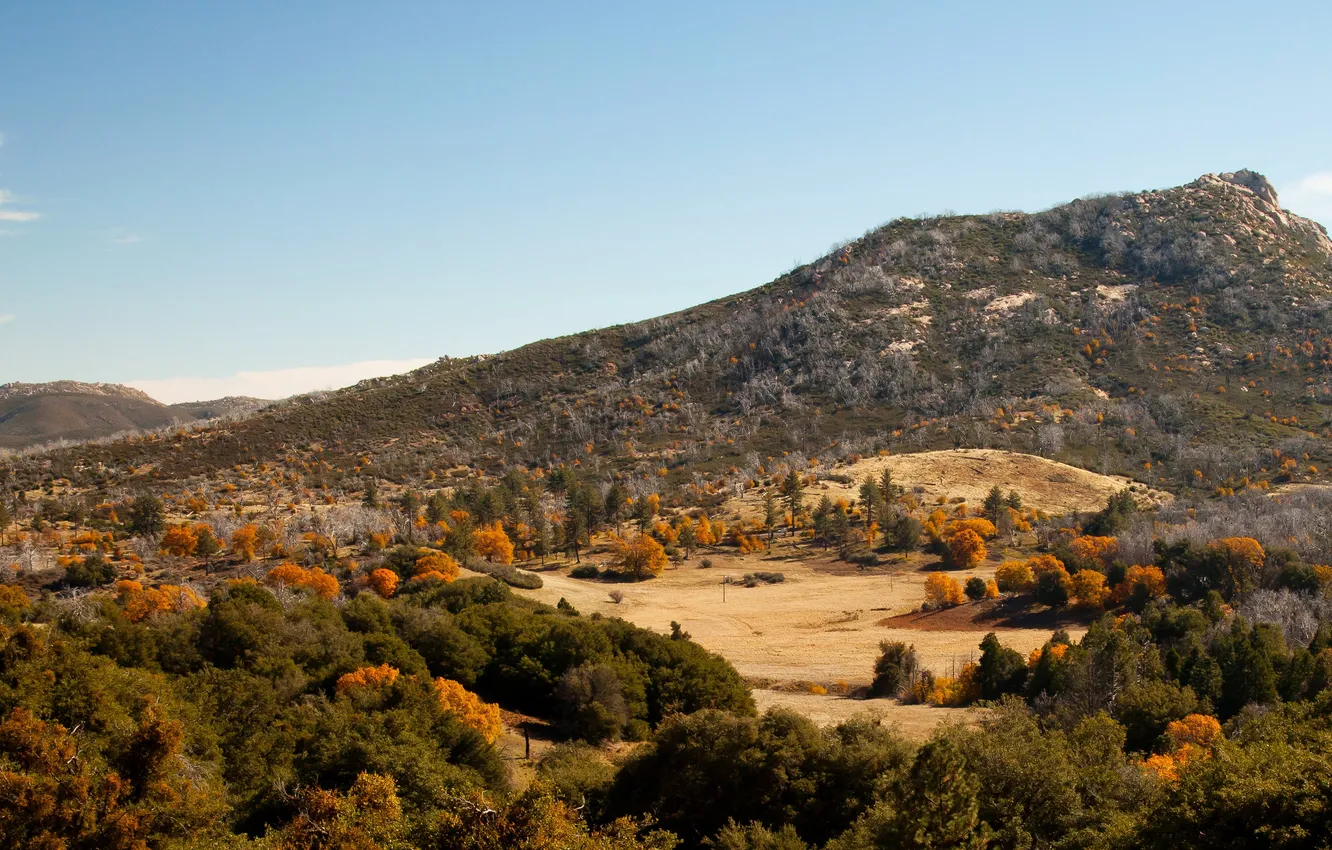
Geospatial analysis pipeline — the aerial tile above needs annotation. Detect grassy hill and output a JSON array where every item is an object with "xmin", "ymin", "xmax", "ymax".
[
  {"xmin": 13, "ymin": 170, "xmax": 1332, "ymax": 497},
  {"xmin": 0, "ymin": 382, "xmax": 268, "ymax": 450}
]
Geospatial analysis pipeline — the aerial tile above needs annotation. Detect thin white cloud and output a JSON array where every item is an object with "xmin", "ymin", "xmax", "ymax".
[
  {"xmin": 126, "ymin": 358, "xmax": 434, "ymax": 405},
  {"xmin": 110, "ymin": 234, "xmax": 142, "ymax": 245},
  {"xmin": 0, "ymin": 188, "xmax": 39, "ymax": 222},
  {"xmin": 0, "ymin": 313, "xmax": 14, "ymax": 325},
  {"xmin": 1281, "ymin": 172, "xmax": 1332, "ymax": 229}
]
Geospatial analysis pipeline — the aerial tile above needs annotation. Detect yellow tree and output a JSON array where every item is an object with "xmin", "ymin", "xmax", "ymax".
[
  {"xmin": 1071, "ymin": 569, "xmax": 1109, "ymax": 608},
  {"xmin": 474, "ymin": 522, "xmax": 515, "ymax": 564},
  {"xmin": 946, "ymin": 528, "xmax": 986, "ymax": 569},
  {"xmin": 612, "ymin": 533, "xmax": 668, "ymax": 580},
  {"xmin": 159, "ymin": 524, "xmax": 199, "ymax": 557},
  {"xmin": 230, "ymin": 524, "xmax": 259, "ymax": 563},
  {"xmin": 995, "ymin": 561, "xmax": 1035, "ymax": 592},
  {"xmin": 925, "ymin": 572, "xmax": 965, "ymax": 608}
]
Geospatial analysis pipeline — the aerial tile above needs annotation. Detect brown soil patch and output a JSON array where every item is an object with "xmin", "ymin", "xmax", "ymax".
[{"xmin": 877, "ymin": 597, "xmax": 1100, "ymax": 632}]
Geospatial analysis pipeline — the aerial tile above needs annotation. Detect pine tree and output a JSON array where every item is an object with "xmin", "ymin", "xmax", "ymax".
[
  {"xmin": 362, "ymin": 478, "xmax": 379, "ymax": 508},
  {"xmin": 762, "ymin": 490, "xmax": 779, "ymax": 543},
  {"xmin": 888, "ymin": 739, "xmax": 990, "ymax": 849},
  {"xmin": 859, "ymin": 476, "xmax": 882, "ymax": 529},
  {"xmin": 781, "ymin": 470, "xmax": 805, "ymax": 537}
]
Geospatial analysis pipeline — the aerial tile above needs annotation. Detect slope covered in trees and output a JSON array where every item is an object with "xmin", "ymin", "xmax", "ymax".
[{"xmin": 15, "ymin": 170, "xmax": 1332, "ymax": 502}]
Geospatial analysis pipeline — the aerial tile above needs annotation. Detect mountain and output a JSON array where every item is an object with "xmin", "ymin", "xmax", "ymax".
[
  {"xmin": 16, "ymin": 171, "xmax": 1332, "ymax": 495},
  {"xmin": 0, "ymin": 382, "xmax": 269, "ymax": 450}
]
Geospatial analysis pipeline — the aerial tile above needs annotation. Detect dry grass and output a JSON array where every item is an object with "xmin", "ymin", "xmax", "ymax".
[
  {"xmin": 728, "ymin": 449, "xmax": 1170, "ymax": 519},
  {"xmin": 516, "ymin": 543, "xmax": 1081, "ymax": 687},
  {"xmin": 752, "ymin": 689, "xmax": 986, "ymax": 737}
]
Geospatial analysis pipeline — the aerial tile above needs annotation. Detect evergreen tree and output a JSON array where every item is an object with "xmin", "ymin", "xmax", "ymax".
[
  {"xmin": 886, "ymin": 739, "xmax": 990, "ymax": 849},
  {"xmin": 362, "ymin": 477, "xmax": 379, "ymax": 508},
  {"xmin": 763, "ymin": 490, "xmax": 780, "ymax": 543},
  {"xmin": 859, "ymin": 477, "xmax": 882, "ymax": 530},
  {"xmin": 781, "ymin": 470, "xmax": 805, "ymax": 537},
  {"xmin": 127, "ymin": 494, "xmax": 166, "ymax": 537}
]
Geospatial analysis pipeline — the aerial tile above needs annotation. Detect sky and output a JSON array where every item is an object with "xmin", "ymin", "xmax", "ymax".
[{"xmin": 2, "ymin": 1, "xmax": 1331, "ymax": 403}]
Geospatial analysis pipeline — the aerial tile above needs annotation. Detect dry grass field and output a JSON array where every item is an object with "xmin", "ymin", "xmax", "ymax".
[{"xmin": 726, "ymin": 449, "xmax": 1170, "ymax": 520}]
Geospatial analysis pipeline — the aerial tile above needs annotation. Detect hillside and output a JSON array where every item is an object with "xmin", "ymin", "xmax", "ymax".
[
  {"xmin": 0, "ymin": 382, "xmax": 268, "ymax": 450},
  {"xmin": 15, "ymin": 170, "xmax": 1332, "ymax": 497}
]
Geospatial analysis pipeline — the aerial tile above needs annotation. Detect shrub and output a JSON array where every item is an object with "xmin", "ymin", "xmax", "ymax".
[
  {"xmin": 946, "ymin": 529, "xmax": 987, "ymax": 569},
  {"xmin": 1034, "ymin": 566, "xmax": 1073, "ymax": 607},
  {"xmin": 964, "ymin": 576, "xmax": 988, "ymax": 601},
  {"xmin": 468, "ymin": 560, "xmax": 543, "ymax": 589},
  {"xmin": 699, "ymin": 558, "xmax": 714, "ymax": 569},
  {"xmin": 994, "ymin": 561, "xmax": 1035, "ymax": 593},
  {"xmin": 608, "ymin": 590, "xmax": 626, "ymax": 604},
  {"xmin": 871, "ymin": 641, "xmax": 919, "ymax": 697},
  {"xmin": 924, "ymin": 572, "xmax": 965, "ymax": 608},
  {"xmin": 741, "ymin": 572, "xmax": 785, "ymax": 587},
  {"xmin": 570, "ymin": 564, "xmax": 601, "ymax": 579}
]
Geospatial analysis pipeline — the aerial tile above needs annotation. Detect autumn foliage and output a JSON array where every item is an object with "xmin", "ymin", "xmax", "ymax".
[
  {"xmin": 414, "ymin": 551, "xmax": 460, "ymax": 582},
  {"xmin": 611, "ymin": 533, "xmax": 668, "ymax": 580},
  {"xmin": 265, "ymin": 563, "xmax": 340, "ymax": 599},
  {"xmin": 474, "ymin": 522, "xmax": 515, "ymax": 564},
  {"xmin": 368, "ymin": 568, "xmax": 399, "ymax": 598},
  {"xmin": 336, "ymin": 663, "xmax": 401, "ymax": 696},
  {"xmin": 230, "ymin": 523, "xmax": 260, "ymax": 562},
  {"xmin": 946, "ymin": 528, "xmax": 987, "ymax": 568},
  {"xmin": 925, "ymin": 572, "xmax": 966, "ymax": 608},
  {"xmin": 115, "ymin": 580, "xmax": 206, "ymax": 622},
  {"xmin": 433, "ymin": 678, "xmax": 502, "ymax": 743}
]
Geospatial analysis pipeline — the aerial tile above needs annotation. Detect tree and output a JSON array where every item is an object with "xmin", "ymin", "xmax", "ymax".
[
  {"xmin": 1034, "ymin": 566, "xmax": 1073, "ymax": 607},
  {"xmin": 926, "ymin": 573, "xmax": 966, "ymax": 608},
  {"xmin": 433, "ymin": 678, "xmax": 502, "ymax": 743},
  {"xmin": 880, "ymin": 468, "xmax": 903, "ymax": 504},
  {"xmin": 871, "ymin": 641, "xmax": 919, "ymax": 697},
  {"xmin": 604, "ymin": 482, "xmax": 630, "ymax": 533},
  {"xmin": 127, "ymin": 494, "xmax": 165, "ymax": 537},
  {"xmin": 812, "ymin": 497, "xmax": 833, "ymax": 549},
  {"xmin": 368, "ymin": 568, "xmax": 400, "ymax": 598},
  {"xmin": 1071, "ymin": 569, "xmax": 1109, "ymax": 608},
  {"xmin": 947, "ymin": 529, "xmax": 986, "ymax": 569},
  {"xmin": 882, "ymin": 511, "xmax": 921, "ymax": 552},
  {"xmin": 415, "ymin": 551, "xmax": 460, "ymax": 582},
  {"xmin": 983, "ymin": 485, "xmax": 1005, "ymax": 519},
  {"xmin": 158, "ymin": 524, "xmax": 199, "ymax": 557},
  {"xmin": 475, "ymin": 522, "xmax": 515, "ymax": 564},
  {"xmin": 781, "ymin": 470, "xmax": 805, "ymax": 536},
  {"xmin": 964, "ymin": 576, "xmax": 987, "ymax": 601},
  {"xmin": 859, "ymin": 477, "xmax": 882, "ymax": 530},
  {"xmin": 362, "ymin": 477, "xmax": 380, "ymax": 508},
  {"xmin": 994, "ymin": 561, "xmax": 1035, "ymax": 593},
  {"xmin": 612, "ymin": 533, "xmax": 668, "ymax": 580},
  {"xmin": 559, "ymin": 662, "xmax": 629, "ymax": 743},
  {"xmin": 763, "ymin": 490, "xmax": 780, "ymax": 543},
  {"xmin": 977, "ymin": 633, "xmax": 1027, "ymax": 699},
  {"xmin": 884, "ymin": 739, "xmax": 990, "ymax": 849},
  {"xmin": 230, "ymin": 523, "xmax": 259, "ymax": 562}
]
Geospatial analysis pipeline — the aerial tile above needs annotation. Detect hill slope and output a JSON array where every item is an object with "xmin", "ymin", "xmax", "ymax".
[
  {"xmin": 0, "ymin": 382, "xmax": 268, "ymax": 450},
  {"xmin": 16, "ymin": 170, "xmax": 1332, "ymax": 496}
]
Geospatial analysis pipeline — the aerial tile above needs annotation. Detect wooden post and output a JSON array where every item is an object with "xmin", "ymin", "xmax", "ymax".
[{"xmin": 524, "ymin": 726, "xmax": 531, "ymax": 760}]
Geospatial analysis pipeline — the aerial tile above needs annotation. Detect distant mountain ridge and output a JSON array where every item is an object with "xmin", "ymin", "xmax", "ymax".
[{"xmin": 0, "ymin": 382, "xmax": 269, "ymax": 450}]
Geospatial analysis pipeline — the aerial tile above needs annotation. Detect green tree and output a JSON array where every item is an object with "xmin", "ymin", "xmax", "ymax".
[
  {"xmin": 859, "ymin": 477, "xmax": 882, "ymax": 530},
  {"xmin": 127, "ymin": 494, "xmax": 166, "ymax": 537},
  {"xmin": 763, "ymin": 490, "xmax": 780, "ymax": 543},
  {"xmin": 781, "ymin": 470, "xmax": 805, "ymax": 537},
  {"xmin": 885, "ymin": 739, "xmax": 989, "ymax": 849},
  {"xmin": 976, "ymin": 633, "xmax": 1027, "ymax": 700},
  {"xmin": 983, "ymin": 485, "xmax": 1005, "ymax": 520}
]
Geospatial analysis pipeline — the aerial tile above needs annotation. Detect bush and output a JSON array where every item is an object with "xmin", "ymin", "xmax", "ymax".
[
  {"xmin": 872, "ymin": 641, "xmax": 919, "ymax": 697},
  {"xmin": 63, "ymin": 553, "xmax": 117, "ymax": 588},
  {"xmin": 570, "ymin": 564, "xmax": 601, "ymax": 579},
  {"xmin": 699, "ymin": 558, "xmax": 714, "ymax": 569},
  {"xmin": 965, "ymin": 576, "xmax": 988, "ymax": 601},
  {"xmin": 741, "ymin": 572, "xmax": 785, "ymax": 587},
  {"xmin": 468, "ymin": 560, "xmax": 543, "ymax": 589},
  {"xmin": 847, "ymin": 549, "xmax": 881, "ymax": 567}
]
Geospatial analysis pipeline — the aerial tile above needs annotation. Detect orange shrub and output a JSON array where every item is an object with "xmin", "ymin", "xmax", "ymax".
[
  {"xmin": 1071, "ymin": 569, "xmax": 1110, "ymax": 608},
  {"xmin": 925, "ymin": 572, "xmax": 966, "ymax": 608},
  {"xmin": 368, "ymin": 568, "xmax": 399, "ymax": 598},
  {"xmin": 995, "ymin": 561, "xmax": 1035, "ymax": 592},
  {"xmin": 946, "ymin": 528, "xmax": 986, "ymax": 568},
  {"xmin": 115, "ymin": 580, "xmax": 205, "ymax": 622},
  {"xmin": 265, "ymin": 563, "xmax": 340, "ymax": 599},
  {"xmin": 336, "ymin": 663, "xmax": 400, "ymax": 696},
  {"xmin": 414, "ymin": 551, "xmax": 460, "ymax": 583},
  {"xmin": 433, "ymin": 678, "xmax": 502, "ymax": 743}
]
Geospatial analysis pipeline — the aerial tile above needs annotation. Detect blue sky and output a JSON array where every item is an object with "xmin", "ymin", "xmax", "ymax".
[{"xmin": 2, "ymin": 1, "xmax": 1330, "ymax": 402}]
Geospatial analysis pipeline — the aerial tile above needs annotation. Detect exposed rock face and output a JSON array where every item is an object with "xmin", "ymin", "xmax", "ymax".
[{"xmin": 1219, "ymin": 169, "xmax": 1281, "ymax": 208}]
